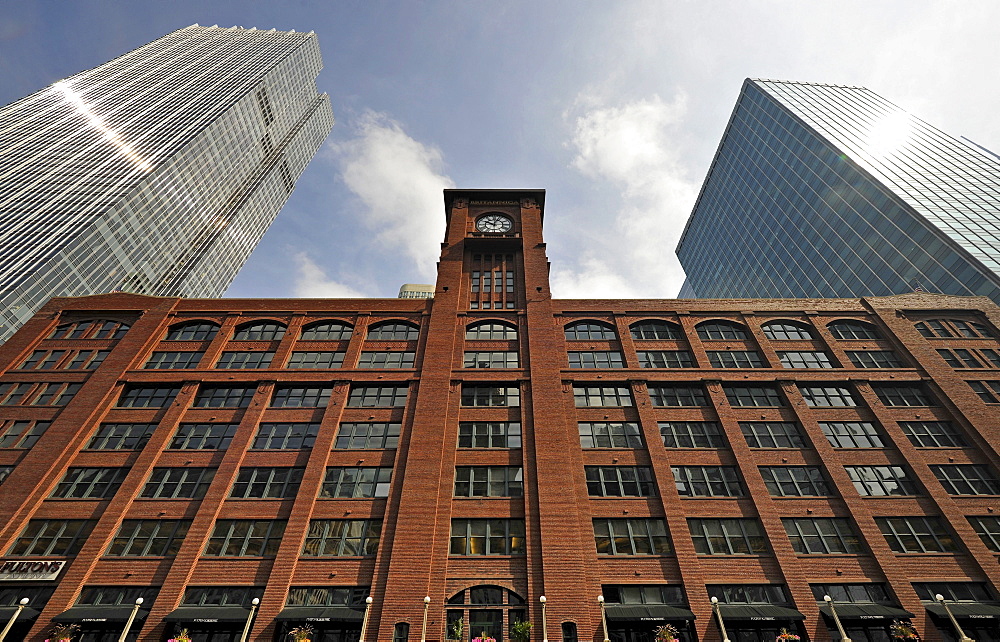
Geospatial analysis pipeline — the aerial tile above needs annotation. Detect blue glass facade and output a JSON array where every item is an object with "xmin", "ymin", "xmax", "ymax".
[{"xmin": 676, "ymin": 79, "xmax": 1000, "ymax": 302}]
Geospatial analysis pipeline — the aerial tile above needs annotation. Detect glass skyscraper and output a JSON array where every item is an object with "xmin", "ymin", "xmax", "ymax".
[
  {"xmin": 676, "ymin": 79, "xmax": 1000, "ymax": 303},
  {"xmin": 0, "ymin": 25, "xmax": 333, "ymax": 340}
]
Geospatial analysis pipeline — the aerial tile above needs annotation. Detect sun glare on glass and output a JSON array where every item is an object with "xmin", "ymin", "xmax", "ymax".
[{"xmin": 867, "ymin": 111, "xmax": 913, "ymax": 158}]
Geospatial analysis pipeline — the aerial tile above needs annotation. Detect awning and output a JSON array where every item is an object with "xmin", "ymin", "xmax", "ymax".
[
  {"xmin": 52, "ymin": 606, "xmax": 148, "ymax": 623},
  {"xmin": 0, "ymin": 606, "xmax": 40, "ymax": 621},
  {"xmin": 717, "ymin": 605, "xmax": 806, "ymax": 621},
  {"xmin": 276, "ymin": 606, "xmax": 365, "ymax": 622},
  {"xmin": 164, "ymin": 606, "xmax": 252, "ymax": 623},
  {"xmin": 925, "ymin": 603, "xmax": 1000, "ymax": 620},
  {"xmin": 820, "ymin": 604, "xmax": 915, "ymax": 620},
  {"xmin": 605, "ymin": 605, "xmax": 696, "ymax": 621}
]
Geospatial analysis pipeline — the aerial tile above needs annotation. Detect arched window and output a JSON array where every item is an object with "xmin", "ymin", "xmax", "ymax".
[
  {"xmin": 561, "ymin": 622, "xmax": 578, "ymax": 641},
  {"xmin": 366, "ymin": 321, "xmax": 420, "ymax": 341},
  {"xmin": 914, "ymin": 318, "xmax": 995, "ymax": 339},
  {"xmin": 466, "ymin": 321, "xmax": 517, "ymax": 340},
  {"xmin": 761, "ymin": 321, "xmax": 814, "ymax": 341},
  {"xmin": 393, "ymin": 622, "xmax": 410, "ymax": 641},
  {"xmin": 447, "ymin": 585, "xmax": 526, "ymax": 642},
  {"xmin": 564, "ymin": 321, "xmax": 616, "ymax": 341},
  {"xmin": 827, "ymin": 320, "xmax": 882, "ymax": 340},
  {"xmin": 165, "ymin": 321, "xmax": 220, "ymax": 341},
  {"xmin": 630, "ymin": 320, "xmax": 684, "ymax": 340},
  {"xmin": 232, "ymin": 321, "xmax": 286, "ymax": 341},
  {"xmin": 695, "ymin": 320, "xmax": 748, "ymax": 341},
  {"xmin": 49, "ymin": 319, "xmax": 130, "ymax": 340},
  {"xmin": 300, "ymin": 320, "xmax": 354, "ymax": 341}
]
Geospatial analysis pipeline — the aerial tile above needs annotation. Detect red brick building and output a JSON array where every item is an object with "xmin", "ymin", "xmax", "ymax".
[{"xmin": 2, "ymin": 189, "xmax": 1000, "ymax": 642}]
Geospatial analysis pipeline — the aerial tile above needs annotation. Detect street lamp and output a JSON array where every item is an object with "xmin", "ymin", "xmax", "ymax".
[
  {"xmin": 359, "ymin": 596, "xmax": 374, "ymax": 642},
  {"xmin": 823, "ymin": 595, "xmax": 852, "ymax": 642},
  {"xmin": 238, "ymin": 597, "xmax": 259, "ymax": 642},
  {"xmin": 711, "ymin": 597, "xmax": 731, "ymax": 642},
  {"xmin": 936, "ymin": 593, "xmax": 974, "ymax": 642},
  {"xmin": 421, "ymin": 596, "xmax": 431, "ymax": 642},
  {"xmin": 117, "ymin": 597, "xmax": 143, "ymax": 642},
  {"xmin": 539, "ymin": 595, "xmax": 548, "ymax": 642},
  {"xmin": 597, "ymin": 595, "xmax": 609, "ymax": 642},
  {"xmin": 0, "ymin": 597, "xmax": 29, "ymax": 642}
]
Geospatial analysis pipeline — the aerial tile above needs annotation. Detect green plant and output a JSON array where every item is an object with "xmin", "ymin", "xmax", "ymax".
[
  {"xmin": 289, "ymin": 624, "xmax": 315, "ymax": 641},
  {"xmin": 889, "ymin": 620, "xmax": 919, "ymax": 640},
  {"xmin": 449, "ymin": 616, "xmax": 465, "ymax": 641},
  {"xmin": 510, "ymin": 619, "xmax": 532, "ymax": 641},
  {"xmin": 654, "ymin": 623, "xmax": 681, "ymax": 642},
  {"xmin": 47, "ymin": 623, "xmax": 80, "ymax": 641}
]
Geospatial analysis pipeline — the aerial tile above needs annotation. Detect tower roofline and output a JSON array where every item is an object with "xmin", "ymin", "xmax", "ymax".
[{"xmin": 443, "ymin": 189, "xmax": 545, "ymax": 217}]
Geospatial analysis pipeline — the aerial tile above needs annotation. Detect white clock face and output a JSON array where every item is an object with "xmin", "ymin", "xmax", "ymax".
[{"xmin": 476, "ymin": 214, "xmax": 513, "ymax": 233}]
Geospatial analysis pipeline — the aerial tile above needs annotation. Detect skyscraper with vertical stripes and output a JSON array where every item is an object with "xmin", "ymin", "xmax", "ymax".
[{"xmin": 0, "ymin": 25, "xmax": 334, "ymax": 341}]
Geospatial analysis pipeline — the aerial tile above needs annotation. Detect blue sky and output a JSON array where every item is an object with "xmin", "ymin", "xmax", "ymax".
[{"xmin": 2, "ymin": 1, "xmax": 999, "ymax": 300}]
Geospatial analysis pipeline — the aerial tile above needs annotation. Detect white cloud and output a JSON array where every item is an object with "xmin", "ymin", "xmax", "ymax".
[
  {"xmin": 292, "ymin": 252, "xmax": 368, "ymax": 298},
  {"xmin": 554, "ymin": 93, "xmax": 699, "ymax": 298},
  {"xmin": 330, "ymin": 111, "xmax": 455, "ymax": 280}
]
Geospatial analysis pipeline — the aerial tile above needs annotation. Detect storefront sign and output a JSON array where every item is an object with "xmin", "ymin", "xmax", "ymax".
[
  {"xmin": 0, "ymin": 559, "xmax": 64, "ymax": 581},
  {"xmin": 306, "ymin": 617, "xmax": 332, "ymax": 622},
  {"xmin": 749, "ymin": 617, "xmax": 776, "ymax": 621},
  {"xmin": 192, "ymin": 618, "xmax": 220, "ymax": 623}
]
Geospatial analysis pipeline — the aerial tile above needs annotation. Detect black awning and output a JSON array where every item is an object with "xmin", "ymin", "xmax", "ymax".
[
  {"xmin": 0, "ymin": 606, "xmax": 40, "ymax": 621},
  {"xmin": 820, "ymin": 604, "xmax": 915, "ymax": 620},
  {"xmin": 275, "ymin": 606, "xmax": 365, "ymax": 622},
  {"xmin": 605, "ymin": 605, "xmax": 696, "ymax": 621},
  {"xmin": 926, "ymin": 603, "xmax": 1000, "ymax": 619},
  {"xmin": 164, "ymin": 606, "xmax": 252, "ymax": 623},
  {"xmin": 718, "ymin": 605, "xmax": 806, "ymax": 621},
  {"xmin": 52, "ymin": 606, "xmax": 148, "ymax": 623}
]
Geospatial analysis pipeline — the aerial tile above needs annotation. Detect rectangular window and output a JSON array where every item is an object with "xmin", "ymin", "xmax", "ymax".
[
  {"xmin": 600, "ymin": 585, "xmax": 685, "ymax": 605},
  {"xmin": 347, "ymin": 385, "xmax": 408, "ymax": 407},
  {"xmin": 321, "ymin": 467, "xmax": 393, "ymax": 498},
  {"xmin": 181, "ymin": 586, "xmax": 263, "ymax": 606},
  {"xmin": 981, "ymin": 349, "xmax": 1000, "ymax": 368},
  {"xmin": 462, "ymin": 385, "xmax": 519, "ymax": 407},
  {"xmin": 688, "ymin": 518, "xmax": 768, "ymax": 555},
  {"xmin": 846, "ymin": 351, "xmax": 904, "ymax": 368},
  {"xmin": 567, "ymin": 351, "xmax": 624, "ymax": 369},
  {"xmin": 782, "ymin": 518, "xmax": 862, "ymax": 554},
  {"xmin": 230, "ymin": 467, "xmax": 304, "ymax": 498},
  {"xmin": 107, "ymin": 519, "xmax": 190, "ymax": 556},
  {"xmin": 937, "ymin": 349, "xmax": 982, "ymax": 368},
  {"xmin": 86, "ymin": 423, "xmax": 154, "ymax": 450},
  {"xmin": 579, "ymin": 422, "xmax": 642, "ymax": 448},
  {"xmin": 777, "ymin": 351, "xmax": 833, "ymax": 368},
  {"xmin": 77, "ymin": 586, "xmax": 159, "ymax": 606},
  {"xmin": 169, "ymin": 423, "xmax": 239, "ymax": 450},
  {"xmin": 660, "ymin": 421, "xmax": 724, "ymax": 448},
  {"xmin": 740, "ymin": 422, "xmax": 805, "ymax": 448},
  {"xmin": 358, "ymin": 352, "xmax": 415, "ymax": 368},
  {"xmin": 51, "ymin": 467, "xmax": 128, "ymax": 499},
  {"xmin": 0, "ymin": 382, "xmax": 81, "ymax": 407},
  {"xmin": 0, "ymin": 419, "xmax": 50, "ymax": 448},
  {"xmin": 968, "ymin": 516, "xmax": 1000, "ymax": 552},
  {"xmin": 117, "ymin": 385, "xmax": 180, "ymax": 408},
  {"xmin": 845, "ymin": 466, "xmax": 919, "ymax": 496},
  {"xmin": 193, "ymin": 386, "xmax": 255, "ymax": 408},
  {"xmin": 451, "ymin": 519, "xmax": 526, "ymax": 555},
  {"xmin": 637, "ymin": 350, "xmax": 694, "ymax": 368},
  {"xmin": 302, "ymin": 519, "xmax": 382, "ymax": 556},
  {"xmin": 0, "ymin": 466, "xmax": 12, "ymax": 484},
  {"xmin": 574, "ymin": 385, "xmax": 632, "ymax": 407},
  {"xmin": 287, "ymin": 351, "xmax": 345, "ymax": 369},
  {"xmin": 708, "ymin": 351, "xmax": 765, "ymax": 368},
  {"xmin": 19, "ymin": 349, "xmax": 66, "ymax": 370},
  {"xmin": 145, "ymin": 351, "xmax": 204, "ymax": 369},
  {"xmin": 465, "ymin": 351, "xmax": 519, "ymax": 368},
  {"xmin": 912, "ymin": 583, "xmax": 993, "ymax": 603},
  {"xmin": 8, "ymin": 519, "xmax": 95, "ymax": 556},
  {"xmin": 899, "ymin": 421, "xmax": 968, "ymax": 448},
  {"xmin": 672, "ymin": 466, "xmax": 743, "ymax": 497},
  {"xmin": 586, "ymin": 466, "xmax": 656, "ymax": 497},
  {"xmin": 707, "ymin": 585, "xmax": 789, "ymax": 605},
  {"xmin": 931, "ymin": 464, "xmax": 1000, "ymax": 495},
  {"xmin": 875, "ymin": 516, "xmax": 956, "ymax": 553},
  {"xmin": 799, "ymin": 385, "xmax": 857, "ymax": 407},
  {"xmin": 20, "ymin": 349, "xmax": 110, "ymax": 370},
  {"xmin": 251, "ymin": 423, "xmax": 319, "ymax": 449},
  {"xmin": 820, "ymin": 421, "xmax": 885, "ymax": 448},
  {"xmin": 759, "ymin": 467, "xmax": 832, "ymax": 497},
  {"xmin": 969, "ymin": 381, "xmax": 1000, "ymax": 404},
  {"xmin": 872, "ymin": 384, "xmax": 935, "ymax": 407},
  {"xmin": 204, "ymin": 520, "xmax": 286, "ymax": 556},
  {"xmin": 141, "ymin": 468, "xmax": 215, "ymax": 499},
  {"xmin": 216, "ymin": 351, "xmax": 275, "ymax": 369},
  {"xmin": 724, "ymin": 385, "xmax": 784, "ymax": 407},
  {"xmin": 336, "ymin": 422, "xmax": 402, "ymax": 449},
  {"xmin": 459, "ymin": 422, "xmax": 520, "ymax": 448},
  {"xmin": 271, "ymin": 385, "xmax": 333, "ymax": 408},
  {"xmin": 593, "ymin": 519, "xmax": 671, "ymax": 555},
  {"xmin": 286, "ymin": 586, "xmax": 370, "ymax": 606},
  {"xmin": 649, "ymin": 385, "xmax": 707, "ymax": 407},
  {"xmin": 455, "ymin": 467, "xmax": 523, "ymax": 497},
  {"xmin": 809, "ymin": 584, "xmax": 891, "ymax": 604}
]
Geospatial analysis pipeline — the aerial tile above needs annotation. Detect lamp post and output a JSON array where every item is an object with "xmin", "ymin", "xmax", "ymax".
[
  {"xmin": 0, "ymin": 597, "xmax": 29, "ymax": 642},
  {"xmin": 823, "ymin": 595, "xmax": 852, "ymax": 642},
  {"xmin": 539, "ymin": 595, "xmax": 548, "ymax": 642},
  {"xmin": 421, "ymin": 596, "xmax": 431, "ymax": 642},
  {"xmin": 117, "ymin": 597, "xmax": 143, "ymax": 642},
  {"xmin": 238, "ymin": 597, "xmax": 259, "ymax": 642},
  {"xmin": 711, "ymin": 597, "xmax": 731, "ymax": 642},
  {"xmin": 359, "ymin": 596, "xmax": 373, "ymax": 642},
  {"xmin": 936, "ymin": 593, "xmax": 974, "ymax": 642},
  {"xmin": 597, "ymin": 595, "xmax": 609, "ymax": 642}
]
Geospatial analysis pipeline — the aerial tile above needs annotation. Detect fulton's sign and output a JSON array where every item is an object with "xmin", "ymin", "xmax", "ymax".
[{"xmin": 0, "ymin": 559, "xmax": 65, "ymax": 581}]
